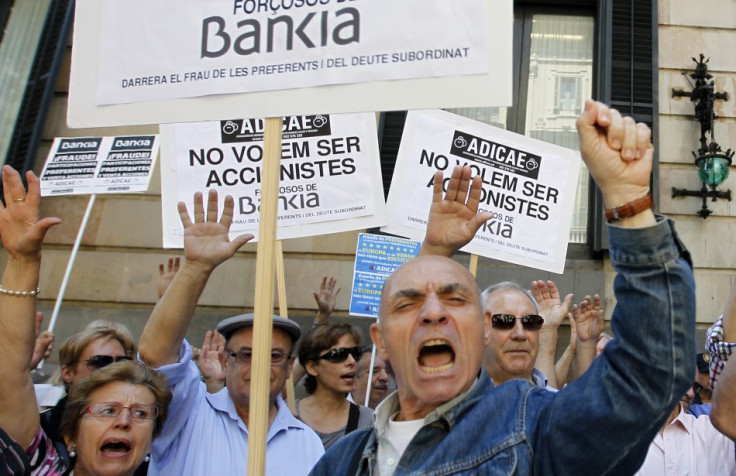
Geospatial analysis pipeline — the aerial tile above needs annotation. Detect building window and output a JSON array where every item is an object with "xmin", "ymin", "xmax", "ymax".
[{"xmin": 449, "ymin": 11, "xmax": 594, "ymax": 245}]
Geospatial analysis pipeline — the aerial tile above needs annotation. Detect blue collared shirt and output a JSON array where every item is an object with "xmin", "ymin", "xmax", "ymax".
[{"xmin": 147, "ymin": 340, "xmax": 324, "ymax": 476}]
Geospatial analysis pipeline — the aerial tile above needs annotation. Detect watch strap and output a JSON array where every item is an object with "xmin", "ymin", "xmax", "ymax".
[{"xmin": 604, "ymin": 193, "xmax": 654, "ymax": 222}]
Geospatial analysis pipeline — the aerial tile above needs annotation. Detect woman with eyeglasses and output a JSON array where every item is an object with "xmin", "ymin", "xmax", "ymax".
[
  {"xmin": 296, "ymin": 323, "xmax": 374, "ymax": 450},
  {"xmin": 0, "ymin": 165, "xmax": 171, "ymax": 476},
  {"xmin": 39, "ymin": 321, "xmax": 138, "ymax": 469}
]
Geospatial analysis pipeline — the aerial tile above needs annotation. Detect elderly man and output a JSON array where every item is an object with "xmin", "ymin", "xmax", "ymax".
[
  {"xmin": 480, "ymin": 281, "xmax": 550, "ymax": 388},
  {"xmin": 308, "ymin": 100, "xmax": 695, "ymax": 474},
  {"xmin": 138, "ymin": 192, "xmax": 324, "ymax": 475},
  {"xmin": 350, "ymin": 347, "xmax": 392, "ymax": 409}
]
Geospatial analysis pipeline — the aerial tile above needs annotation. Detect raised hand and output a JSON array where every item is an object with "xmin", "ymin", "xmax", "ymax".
[
  {"xmin": 157, "ymin": 256, "xmax": 181, "ymax": 299},
  {"xmin": 0, "ymin": 165, "xmax": 61, "ymax": 260},
  {"xmin": 313, "ymin": 275, "xmax": 341, "ymax": 325},
  {"xmin": 178, "ymin": 189, "xmax": 253, "ymax": 272},
  {"xmin": 419, "ymin": 165, "xmax": 493, "ymax": 257},
  {"xmin": 532, "ymin": 280, "xmax": 573, "ymax": 329},
  {"xmin": 198, "ymin": 330, "xmax": 226, "ymax": 393},
  {"xmin": 575, "ymin": 100, "xmax": 654, "ymax": 215},
  {"xmin": 574, "ymin": 294, "xmax": 604, "ymax": 343}
]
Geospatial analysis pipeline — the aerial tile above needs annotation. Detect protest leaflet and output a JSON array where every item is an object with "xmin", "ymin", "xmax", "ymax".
[
  {"xmin": 40, "ymin": 135, "xmax": 159, "ymax": 196},
  {"xmin": 382, "ymin": 110, "xmax": 580, "ymax": 274},
  {"xmin": 350, "ymin": 233, "xmax": 420, "ymax": 318},
  {"xmin": 159, "ymin": 112, "xmax": 386, "ymax": 247}
]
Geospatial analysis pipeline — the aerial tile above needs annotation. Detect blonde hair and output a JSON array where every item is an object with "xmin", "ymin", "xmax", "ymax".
[{"xmin": 54, "ymin": 321, "xmax": 137, "ymax": 388}]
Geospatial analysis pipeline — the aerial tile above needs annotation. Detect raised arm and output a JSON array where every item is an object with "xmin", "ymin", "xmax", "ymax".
[
  {"xmin": 418, "ymin": 165, "xmax": 493, "ymax": 257},
  {"xmin": 569, "ymin": 294, "xmax": 604, "ymax": 379},
  {"xmin": 313, "ymin": 275, "xmax": 341, "ymax": 325},
  {"xmin": 554, "ymin": 313, "xmax": 577, "ymax": 387},
  {"xmin": 138, "ymin": 189, "xmax": 253, "ymax": 367},
  {"xmin": 0, "ymin": 165, "xmax": 61, "ymax": 447},
  {"xmin": 536, "ymin": 101, "xmax": 695, "ymax": 474},
  {"xmin": 533, "ymin": 280, "xmax": 573, "ymax": 389}
]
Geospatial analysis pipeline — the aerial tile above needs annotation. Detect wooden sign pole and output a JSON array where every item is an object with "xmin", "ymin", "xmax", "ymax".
[
  {"xmin": 275, "ymin": 239, "xmax": 297, "ymax": 412},
  {"xmin": 469, "ymin": 253, "xmax": 478, "ymax": 278},
  {"xmin": 247, "ymin": 116, "xmax": 282, "ymax": 475}
]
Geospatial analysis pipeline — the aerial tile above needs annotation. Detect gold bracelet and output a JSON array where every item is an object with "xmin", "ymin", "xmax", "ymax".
[{"xmin": 0, "ymin": 284, "xmax": 40, "ymax": 297}]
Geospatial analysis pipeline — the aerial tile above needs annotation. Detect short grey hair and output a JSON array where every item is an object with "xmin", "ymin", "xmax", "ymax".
[{"xmin": 481, "ymin": 281, "xmax": 539, "ymax": 313}]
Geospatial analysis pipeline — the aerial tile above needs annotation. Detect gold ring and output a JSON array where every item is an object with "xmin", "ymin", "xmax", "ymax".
[{"xmin": 12, "ymin": 198, "xmax": 26, "ymax": 202}]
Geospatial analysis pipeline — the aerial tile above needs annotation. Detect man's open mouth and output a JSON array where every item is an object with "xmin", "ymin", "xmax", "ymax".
[{"xmin": 418, "ymin": 339, "xmax": 455, "ymax": 374}]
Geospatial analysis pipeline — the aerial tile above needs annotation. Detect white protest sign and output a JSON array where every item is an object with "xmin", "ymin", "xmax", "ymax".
[
  {"xmin": 68, "ymin": 0, "xmax": 512, "ymax": 127},
  {"xmin": 40, "ymin": 135, "xmax": 159, "ymax": 196},
  {"xmin": 159, "ymin": 113, "xmax": 386, "ymax": 248},
  {"xmin": 96, "ymin": 1, "xmax": 488, "ymax": 105},
  {"xmin": 381, "ymin": 110, "xmax": 580, "ymax": 274}
]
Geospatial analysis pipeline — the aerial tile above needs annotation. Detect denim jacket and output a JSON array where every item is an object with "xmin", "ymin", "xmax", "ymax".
[{"xmin": 309, "ymin": 216, "xmax": 695, "ymax": 476}]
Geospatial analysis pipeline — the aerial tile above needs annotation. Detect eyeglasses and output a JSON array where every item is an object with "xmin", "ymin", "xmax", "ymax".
[
  {"xmin": 693, "ymin": 382, "xmax": 704, "ymax": 395},
  {"xmin": 226, "ymin": 349, "xmax": 291, "ymax": 366},
  {"xmin": 491, "ymin": 314, "xmax": 545, "ymax": 331},
  {"xmin": 84, "ymin": 355, "xmax": 133, "ymax": 370},
  {"xmin": 316, "ymin": 346, "xmax": 362, "ymax": 364},
  {"xmin": 82, "ymin": 402, "xmax": 159, "ymax": 421}
]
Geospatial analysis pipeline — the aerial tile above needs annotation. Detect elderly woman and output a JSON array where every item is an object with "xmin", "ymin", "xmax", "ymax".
[
  {"xmin": 42, "ymin": 321, "xmax": 138, "ymax": 460},
  {"xmin": 0, "ymin": 165, "xmax": 170, "ymax": 476},
  {"xmin": 297, "ymin": 323, "xmax": 373, "ymax": 450}
]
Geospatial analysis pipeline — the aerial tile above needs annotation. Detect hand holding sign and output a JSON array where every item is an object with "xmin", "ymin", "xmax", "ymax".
[{"xmin": 576, "ymin": 100, "xmax": 654, "ymax": 227}]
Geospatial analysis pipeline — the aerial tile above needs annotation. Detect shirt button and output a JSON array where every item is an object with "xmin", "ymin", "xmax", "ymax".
[{"xmin": 387, "ymin": 458, "xmax": 395, "ymax": 466}]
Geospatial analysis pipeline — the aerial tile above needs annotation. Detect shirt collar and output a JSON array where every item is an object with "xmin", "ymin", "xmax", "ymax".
[{"xmin": 373, "ymin": 374, "xmax": 490, "ymax": 437}]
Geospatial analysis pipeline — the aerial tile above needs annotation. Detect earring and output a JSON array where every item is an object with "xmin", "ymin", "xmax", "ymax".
[
  {"xmin": 69, "ymin": 444, "xmax": 77, "ymax": 458},
  {"xmin": 144, "ymin": 454, "xmax": 150, "ymax": 463}
]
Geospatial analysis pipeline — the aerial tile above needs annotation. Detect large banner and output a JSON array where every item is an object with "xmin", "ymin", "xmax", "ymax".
[
  {"xmin": 68, "ymin": 0, "xmax": 513, "ymax": 127},
  {"xmin": 381, "ymin": 110, "xmax": 580, "ymax": 274},
  {"xmin": 96, "ymin": 1, "xmax": 488, "ymax": 105},
  {"xmin": 40, "ymin": 135, "xmax": 159, "ymax": 196},
  {"xmin": 159, "ymin": 113, "xmax": 386, "ymax": 247}
]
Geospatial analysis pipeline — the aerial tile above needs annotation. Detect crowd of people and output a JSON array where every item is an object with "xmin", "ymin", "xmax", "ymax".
[{"xmin": 0, "ymin": 100, "xmax": 734, "ymax": 475}]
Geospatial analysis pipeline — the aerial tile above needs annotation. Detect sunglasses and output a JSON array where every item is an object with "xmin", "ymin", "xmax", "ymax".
[
  {"xmin": 491, "ymin": 314, "xmax": 544, "ymax": 331},
  {"xmin": 84, "ymin": 355, "xmax": 133, "ymax": 370},
  {"xmin": 316, "ymin": 346, "xmax": 363, "ymax": 364},
  {"xmin": 692, "ymin": 382, "xmax": 704, "ymax": 395}
]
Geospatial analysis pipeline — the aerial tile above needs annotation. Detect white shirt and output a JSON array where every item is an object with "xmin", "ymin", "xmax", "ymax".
[{"xmin": 634, "ymin": 403, "xmax": 736, "ymax": 476}]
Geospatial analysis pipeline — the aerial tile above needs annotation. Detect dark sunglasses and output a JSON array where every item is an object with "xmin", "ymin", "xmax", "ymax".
[
  {"xmin": 692, "ymin": 382, "xmax": 704, "ymax": 395},
  {"xmin": 316, "ymin": 346, "xmax": 362, "ymax": 364},
  {"xmin": 491, "ymin": 314, "xmax": 545, "ymax": 331},
  {"xmin": 85, "ymin": 355, "xmax": 133, "ymax": 370}
]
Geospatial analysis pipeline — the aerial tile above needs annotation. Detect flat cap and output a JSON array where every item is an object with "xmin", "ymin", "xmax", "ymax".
[{"xmin": 216, "ymin": 313, "xmax": 301, "ymax": 343}]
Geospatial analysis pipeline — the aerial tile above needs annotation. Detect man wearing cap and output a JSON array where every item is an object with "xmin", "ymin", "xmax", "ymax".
[{"xmin": 138, "ymin": 191, "xmax": 324, "ymax": 475}]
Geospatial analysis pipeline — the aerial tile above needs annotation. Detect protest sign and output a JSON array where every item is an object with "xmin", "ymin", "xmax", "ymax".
[
  {"xmin": 68, "ymin": 0, "xmax": 512, "ymax": 127},
  {"xmin": 159, "ymin": 113, "xmax": 386, "ymax": 247},
  {"xmin": 350, "ymin": 233, "xmax": 420, "ymax": 318},
  {"xmin": 40, "ymin": 135, "xmax": 159, "ymax": 196},
  {"xmin": 381, "ymin": 110, "xmax": 580, "ymax": 274}
]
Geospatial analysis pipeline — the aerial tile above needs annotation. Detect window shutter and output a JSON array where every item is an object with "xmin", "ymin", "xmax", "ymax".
[
  {"xmin": 4, "ymin": 0, "xmax": 74, "ymax": 174},
  {"xmin": 592, "ymin": 0, "xmax": 657, "ymax": 251}
]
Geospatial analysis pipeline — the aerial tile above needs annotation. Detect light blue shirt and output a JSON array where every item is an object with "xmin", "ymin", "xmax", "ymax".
[{"xmin": 147, "ymin": 340, "xmax": 324, "ymax": 476}]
